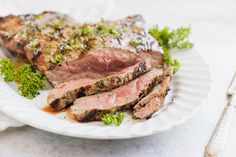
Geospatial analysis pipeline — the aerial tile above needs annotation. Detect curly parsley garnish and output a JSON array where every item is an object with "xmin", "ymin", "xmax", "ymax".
[
  {"xmin": 0, "ymin": 58, "xmax": 45, "ymax": 99},
  {"xmin": 101, "ymin": 112, "xmax": 126, "ymax": 126},
  {"xmin": 0, "ymin": 58, "xmax": 17, "ymax": 82},
  {"xmin": 149, "ymin": 26, "xmax": 193, "ymax": 73},
  {"xmin": 17, "ymin": 65, "xmax": 45, "ymax": 99}
]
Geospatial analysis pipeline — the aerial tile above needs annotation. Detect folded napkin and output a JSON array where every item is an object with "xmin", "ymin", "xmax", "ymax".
[
  {"xmin": 0, "ymin": 113, "xmax": 24, "ymax": 131},
  {"xmin": 0, "ymin": 0, "xmax": 114, "ymax": 131}
]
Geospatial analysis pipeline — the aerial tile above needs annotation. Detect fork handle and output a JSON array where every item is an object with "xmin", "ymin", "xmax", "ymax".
[{"xmin": 204, "ymin": 105, "xmax": 234, "ymax": 157}]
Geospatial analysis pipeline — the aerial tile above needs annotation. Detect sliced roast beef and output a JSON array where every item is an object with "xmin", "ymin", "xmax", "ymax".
[
  {"xmin": 132, "ymin": 67, "xmax": 173, "ymax": 119},
  {"xmin": 70, "ymin": 68, "xmax": 164, "ymax": 122},
  {"xmin": 0, "ymin": 11, "xmax": 75, "ymax": 71},
  {"xmin": 133, "ymin": 96, "xmax": 165, "ymax": 120},
  {"xmin": 0, "ymin": 12, "xmax": 163, "ymax": 86},
  {"xmin": 0, "ymin": 15, "xmax": 26, "ymax": 56},
  {"xmin": 46, "ymin": 48, "xmax": 163, "ymax": 86},
  {"xmin": 48, "ymin": 59, "xmax": 152, "ymax": 110}
]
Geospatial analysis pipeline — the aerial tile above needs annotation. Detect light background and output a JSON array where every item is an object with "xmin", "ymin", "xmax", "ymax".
[{"xmin": 0, "ymin": 0, "xmax": 236, "ymax": 156}]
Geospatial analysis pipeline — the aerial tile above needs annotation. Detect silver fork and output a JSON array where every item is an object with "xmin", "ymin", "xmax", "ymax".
[{"xmin": 204, "ymin": 72, "xmax": 236, "ymax": 157}]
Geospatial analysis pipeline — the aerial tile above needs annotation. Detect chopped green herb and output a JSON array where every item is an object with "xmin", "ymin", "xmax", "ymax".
[
  {"xmin": 29, "ymin": 38, "xmax": 40, "ymax": 51},
  {"xmin": 53, "ymin": 20, "xmax": 64, "ymax": 29},
  {"xmin": 59, "ymin": 43, "xmax": 72, "ymax": 52},
  {"xmin": 129, "ymin": 40, "xmax": 145, "ymax": 49},
  {"xmin": 109, "ymin": 28, "xmax": 121, "ymax": 38},
  {"xmin": 81, "ymin": 25, "xmax": 94, "ymax": 36},
  {"xmin": 59, "ymin": 39, "xmax": 73, "ymax": 52},
  {"xmin": 40, "ymin": 25, "xmax": 46, "ymax": 31},
  {"xmin": 0, "ymin": 58, "xmax": 17, "ymax": 82},
  {"xmin": 123, "ymin": 27, "xmax": 128, "ymax": 32},
  {"xmin": 149, "ymin": 26, "xmax": 193, "ymax": 73},
  {"xmin": 59, "ymin": 38, "xmax": 84, "ymax": 52},
  {"xmin": 19, "ymin": 30, "xmax": 26, "ymax": 38},
  {"xmin": 50, "ymin": 54, "xmax": 63, "ymax": 64},
  {"xmin": 34, "ymin": 14, "xmax": 42, "ymax": 19},
  {"xmin": 96, "ymin": 24, "xmax": 110, "ymax": 36},
  {"xmin": 0, "ymin": 58, "xmax": 45, "ymax": 99},
  {"xmin": 96, "ymin": 24, "xmax": 120, "ymax": 38},
  {"xmin": 71, "ymin": 43, "xmax": 85, "ymax": 50},
  {"xmin": 66, "ymin": 38, "xmax": 74, "ymax": 45},
  {"xmin": 101, "ymin": 112, "xmax": 126, "ymax": 126}
]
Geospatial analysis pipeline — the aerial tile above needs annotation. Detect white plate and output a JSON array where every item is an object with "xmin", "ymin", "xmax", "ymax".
[{"xmin": 0, "ymin": 47, "xmax": 212, "ymax": 139}]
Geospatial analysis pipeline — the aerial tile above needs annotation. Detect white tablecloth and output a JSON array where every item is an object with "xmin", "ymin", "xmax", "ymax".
[{"xmin": 1, "ymin": 0, "xmax": 236, "ymax": 156}]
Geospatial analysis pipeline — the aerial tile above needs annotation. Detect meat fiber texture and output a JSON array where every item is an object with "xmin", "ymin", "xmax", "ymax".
[
  {"xmin": 71, "ymin": 68, "xmax": 164, "ymax": 122},
  {"xmin": 48, "ymin": 59, "xmax": 152, "ymax": 110},
  {"xmin": 132, "ymin": 67, "xmax": 173, "ymax": 119}
]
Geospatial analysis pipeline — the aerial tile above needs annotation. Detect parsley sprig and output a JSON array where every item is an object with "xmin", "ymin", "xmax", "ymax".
[
  {"xmin": 101, "ymin": 112, "xmax": 126, "ymax": 126},
  {"xmin": 149, "ymin": 26, "xmax": 193, "ymax": 73},
  {"xmin": 17, "ymin": 65, "xmax": 45, "ymax": 99},
  {"xmin": 0, "ymin": 58, "xmax": 17, "ymax": 82},
  {"xmin": 0, "ymin": 58, "xmax": 45, "ymax": 99}
]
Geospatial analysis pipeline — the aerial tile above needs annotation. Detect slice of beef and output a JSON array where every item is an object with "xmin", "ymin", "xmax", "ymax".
[
  {"xmin": 0, "ymin": 11, "xmax": 75, "ymax": 72},
  {"xmin": 46, "ymin": 48, "xmax": 163, "ymax": 86},
  {"xmin": 0, "ymin": 12, "xmax": 163, "ymax": 86},
  {"xmin": 70, "ymin": 68, "xmax": 164, "ymax": 122},
  {"xmin": 0, "ymin": 14, "xmax": 27, "ymax": 56},
  {"xmin": 48, "ymin": 59, "xmax": 152, "ymax": 111},
  {"xmin": 132, "ymin": 67, "xmax": 173, "ymax": 119},
  {"xmin": 0, "ymin": 11, "xmax": 74, "ymax": 56},
  {"xmin": 133, "ymin": 96, "xmax": 165, "ymax": 120}
]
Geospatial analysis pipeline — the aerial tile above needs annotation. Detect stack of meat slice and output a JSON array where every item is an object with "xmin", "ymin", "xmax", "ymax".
[
  {"xmin": 71, "ymin": 67, "xmax": 172, "ymax": 122},
  {"xmin": 0, "ymin": 11, "xmax": 173, "ymax": 121}
]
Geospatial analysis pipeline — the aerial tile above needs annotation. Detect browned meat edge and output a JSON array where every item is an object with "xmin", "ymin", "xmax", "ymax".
[
  {"xmin": 0, "ymin": 12, "xmax": 164, "ymax": 88},
  {"xmin": 0, "ymin": 12, "xmax": 162, "ymax": 73},
  {"xmin": 45, "ymin": 48, "xmax": 163, "ymax": 86},
  {"xmin": 48, "ymin": 59, "xmax": 152, "ymax": 110},
  {"xmin": 71, "ymin": 68, "xmax": 164, "ymax": 122},
  {"xmin": 132, "ymin": 67, "xmax": 173, "ymax": 119}
]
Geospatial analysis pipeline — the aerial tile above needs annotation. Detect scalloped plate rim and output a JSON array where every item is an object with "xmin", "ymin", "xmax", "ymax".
[{"xmin": 0, "ymin": 49, "xmax": 213, "ymax": 139}]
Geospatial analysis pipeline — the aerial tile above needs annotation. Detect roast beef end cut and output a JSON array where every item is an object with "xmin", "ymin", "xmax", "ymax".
[{"xmin": 132, "ymin": 67, "xmax": 173, "ymax": 119}]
